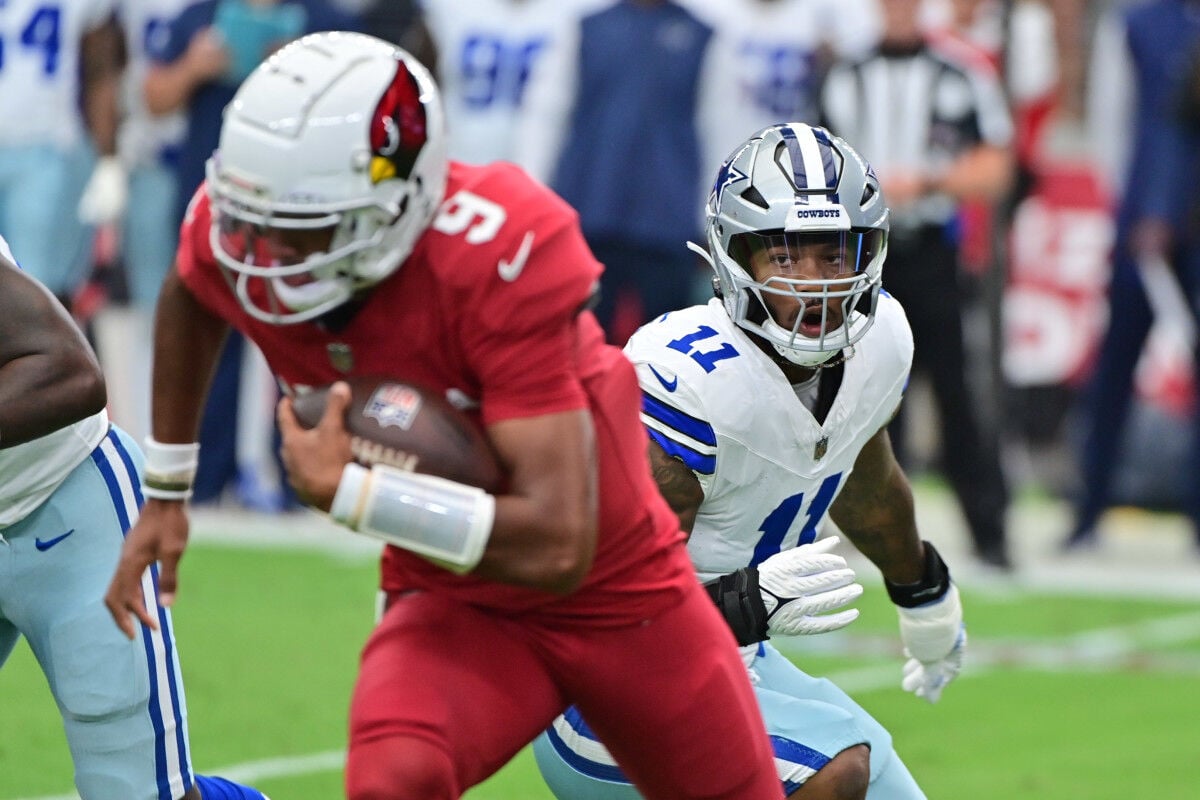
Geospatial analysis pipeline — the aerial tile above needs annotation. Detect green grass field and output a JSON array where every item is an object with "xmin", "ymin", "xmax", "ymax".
[{"xmin": 2, "ymin": 507, "xmax": 1198, "ymax": 800}]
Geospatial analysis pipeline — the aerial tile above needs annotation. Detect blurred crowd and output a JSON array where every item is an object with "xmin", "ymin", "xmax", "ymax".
[{"xmin": 3, "ymin": 0, "xmax": 1196, "ymax": 566}]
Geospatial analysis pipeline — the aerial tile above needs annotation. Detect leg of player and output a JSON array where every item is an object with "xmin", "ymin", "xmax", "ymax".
[
  {"xmin": 558, "ymin": 581, "xmax": 783, "ymax": 799},
  {"xmin": 343, "ymin": 592, "xmax": 569, "ymax": 800},
  {"xmin": 2, "ymin": 427, "xmax": 267, "ymax": 800},
  {"xmin": 535, "ymin": 640, "xmax": 926, "ymax": 799}
]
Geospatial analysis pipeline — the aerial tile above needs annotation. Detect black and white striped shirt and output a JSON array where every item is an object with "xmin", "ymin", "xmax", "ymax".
[{"xmin": 820, "ymin": 40, "xmax": 1013, "ymax": 230}]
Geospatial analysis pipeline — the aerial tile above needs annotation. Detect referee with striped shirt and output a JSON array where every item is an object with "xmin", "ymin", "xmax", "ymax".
[{"xmin": 820, "ymin": 0, "xmax": 1015, "ymax": 570}]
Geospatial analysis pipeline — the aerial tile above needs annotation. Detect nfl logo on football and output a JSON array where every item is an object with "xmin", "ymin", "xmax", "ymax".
[{"xmin": 366, "ymin": 385, "xmax": 422, "ymax": 430}]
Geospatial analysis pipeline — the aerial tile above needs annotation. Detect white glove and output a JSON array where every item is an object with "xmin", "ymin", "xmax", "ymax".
[
  {"xmin": 758, "ymin": 536, "xmax": 863, "ymax": 636},
  {"xmin": 897, "ymin": 582, "xmax": 966, "ymax": 703},
  {"xmin": 78, "ymin": 155, "xmax": 128, "ymax": 225}
]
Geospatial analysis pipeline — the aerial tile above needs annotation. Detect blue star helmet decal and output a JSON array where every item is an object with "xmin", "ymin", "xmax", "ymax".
[{"xmin": 712, "ymin": 159, "xmax": 748, "ymax": 206}]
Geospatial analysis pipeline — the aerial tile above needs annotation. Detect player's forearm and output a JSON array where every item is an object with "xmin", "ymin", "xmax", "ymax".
[
  {"xmin": 81, "ymin": 20, "xmax": 123, "ymax": 155},
  {"xmin": 831, "ymin": 472, "xmax": 925, "ymax": 585},
  {"xmin": 149, "ymin": 269, "xmax": 229, "ymax": 444},
  {"xmin": 144, "ymin": 61, "xmax": 204, "ymax": 116},
  {"xmin": 0, "ymin": 271, "xmax": 106, "ymax": 446},
  {"xmin": 0, "ymin": 356, "xmax": 105, "ymax": 447},
  {"xmin": 470, "ymin": 494, "xmax": 597, "ymax": 594},
  {"xmin": 935, "ymin": 145, "xmax": 1013, "ymax": 203}
]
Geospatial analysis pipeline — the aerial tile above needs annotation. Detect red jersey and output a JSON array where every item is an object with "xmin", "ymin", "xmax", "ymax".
[{"xmin": 178, "ymin": 161, "xmax": 692, "ymax": 621}]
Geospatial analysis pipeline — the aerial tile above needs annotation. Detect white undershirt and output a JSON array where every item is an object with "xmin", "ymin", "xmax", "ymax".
[{"xmin": 792, "ymin": 373, "xmax": 821, "ymax": 412}]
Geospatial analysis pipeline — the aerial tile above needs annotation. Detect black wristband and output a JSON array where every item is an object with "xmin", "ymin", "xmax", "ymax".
[
  {"xmin": 885, "ymin": 541, "xmax": 952, "ymax": 608},
  {"xmin": 702, "ymin": 567, "xmax": 769, "ymax": 646}
]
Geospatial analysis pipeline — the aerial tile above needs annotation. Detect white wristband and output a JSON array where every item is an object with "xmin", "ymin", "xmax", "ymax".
[
  {"xmin": 142, "ymin": 437, "xmax": 200, "ymax": 501},
  {"xmin": 331, "ymin": 463, "xmax": 495, "ymax": 574}
]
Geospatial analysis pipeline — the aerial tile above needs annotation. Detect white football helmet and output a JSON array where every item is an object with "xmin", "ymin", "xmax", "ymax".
[
  {"xmin": 698, "ymin": 123, "xmax": 889, "ymax": 367},
  {"xmin": 206, "ymin": 31, "xmax": 448, "ymax": 324}
]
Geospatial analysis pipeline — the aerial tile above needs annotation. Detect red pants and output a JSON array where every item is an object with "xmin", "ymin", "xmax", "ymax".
[{"xmin": 347, "ymin": 579, "xmax": 782, "ymax": 799}]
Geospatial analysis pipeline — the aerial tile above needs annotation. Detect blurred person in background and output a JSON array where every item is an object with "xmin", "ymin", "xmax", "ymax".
[
  {"xmin": 1064, "ymin": 0, "xmax": 1200, "ymax": 552},
  {"xmin": 83, "ymin": 0, "xmax": 192, "ymax": 448},
  {"xmin": 0, "ymin": 237, "xmax": 268, "ymax": 800},
  {"xmin": 821, "ymin": 0, "xmax": 1016, "ymax": 570},
  {"xmin": 421, "ymin": 0, "xmax": 603, "ymax": 167},
  {"xmin": 684, "ymin": 0, "xmax": 880, "ymax": 185},
  {"xmin": 515, "ymin": 0, "xmax": 712, "ymax": 345},
  {"xmin": 143, "ymin": 0, "xmax": 361, "ymax": 510},
  {"xmin": 0, "ymin": 1, "xmax": 121, "ymax": 307},
  {"xmin": 335, "ymin": 0, "xmax": 436, "ymax": 70}
]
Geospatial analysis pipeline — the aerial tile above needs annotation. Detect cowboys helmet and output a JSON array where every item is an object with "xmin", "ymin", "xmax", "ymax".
[{"xmin": 702, "ymin": 123, "xmax": 888, "ymax": 367}]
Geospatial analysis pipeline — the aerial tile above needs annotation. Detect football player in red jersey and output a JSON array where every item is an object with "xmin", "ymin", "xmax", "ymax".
[{"xmin": 104, "ymin": 32, "xmax": 783, "ymax": 800}]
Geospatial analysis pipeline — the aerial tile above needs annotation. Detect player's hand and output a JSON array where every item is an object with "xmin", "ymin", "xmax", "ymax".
[
  {"xmin": 104, "ymin": 499, "xmax": 191, "ymax": 639},
  {"xmin": 896, "ymin": 583, "xmax": 966, "ymax": 703},
  {"xmin": 184, "ymin": 27, "xmax": 231, "ymax": 83},
  {"xmin": 758, "ymin": 536, "xmax": 863, "ymax": 636},
  {"xmin": 277, "ymin": 382, "xmax": 355, "ymax": 511},
  {"xmin": 78, "ymin": 156, "xmax": 128, "ymax": 225}
]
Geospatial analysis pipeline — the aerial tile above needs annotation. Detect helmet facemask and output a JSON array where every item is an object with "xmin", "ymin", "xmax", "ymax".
[
  {"xmin": 704, "ymin": 123, "xmax": 890, "ymax": 367},
  {"xmin": 209, "ymin": 175, "xmax": 413, "ymax": 324}
]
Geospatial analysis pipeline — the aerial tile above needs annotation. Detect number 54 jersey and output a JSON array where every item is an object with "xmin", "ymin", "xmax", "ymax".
[{"xmin": 623, "ymin": 295, "xmax": 913, "ymax": 581}]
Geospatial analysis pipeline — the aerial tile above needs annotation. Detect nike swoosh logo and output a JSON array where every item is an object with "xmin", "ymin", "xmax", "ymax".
[
  {"xmin": 35, "ymin": 529, "xmax": 75, "ymax": 551},
  {"xmin": 647, "ymin": 364, "xmax": 678, "ymax": 392},
  {"xmin": 498, "ymin": 231, "xmax": 535, "ymax": 282},
  {"xmin": 910, "ymin": 584, "xmax": 946, "ymax": 600}
]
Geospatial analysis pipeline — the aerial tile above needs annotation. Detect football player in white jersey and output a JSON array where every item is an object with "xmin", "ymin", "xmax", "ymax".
[
  {"xmin": 684, "ymin": 0, "xmax": 880, "ymax": 196},
  {"xmin": 533, "ymin": 123, "xmax": 967, "ymax": 798},
  {"xmin": 0, "ymin": 0, "xmax": 119, "ymax": 297},
  {"xmin": 86, "ymin": 0, "xmax": 191, "ymax": 447},
  {"xmin": 0, "ymin": 237, "xmax": 268, "ymax": 800},
  {"xmin": 420, "ymin": 0, "xmax": 604, "ymax": 167}
]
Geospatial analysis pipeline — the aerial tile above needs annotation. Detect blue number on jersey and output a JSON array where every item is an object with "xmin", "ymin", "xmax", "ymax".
[
  {"xmin": 666, "ymin": 325, "xmax": 740, "ymax": 373},
  {"xmin": 739, "ymin": 43, "xmax": 818, "ymax": 119},
  {"xmin": 750, "ymin": 472, "xmax": 843, "ymax": 566},
  {"xmin": 460, "ymin": 34, "xmax": 547, "ymax": 108},
  {"xmin": 143, "ymin": 16, "xmax": 172, "ymax": 58},
  {"xmin": 0, "ymin": 4, "xmax": 63, "ymax": 75}
]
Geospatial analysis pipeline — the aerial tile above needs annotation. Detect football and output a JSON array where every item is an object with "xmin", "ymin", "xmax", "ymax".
[{"xmin": 290, "ymin": 376, "xmax": 503, "ymax": 492}]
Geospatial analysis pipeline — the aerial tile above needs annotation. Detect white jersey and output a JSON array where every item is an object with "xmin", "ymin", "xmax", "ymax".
[
  {"xmin": 0, "ymin": 409, "xmax": 109, "ymax": 528},
  {"xmin": 684, "ymin": 0, "xmax": 879, "ymax": 177},
  {"xmin": 623, "ymin": 296, "xmax": 912, "ymax": 581},
  {"xmin": 420, "ymin": 0, "xmax": 603, "ymax": 166},
  {"xmin": 116, "ymin": 0, "xmax": 187, "ymax": 169},
  {"xmin": 0, "ymin": 0, "xmax": 116, "ymax": 148}
]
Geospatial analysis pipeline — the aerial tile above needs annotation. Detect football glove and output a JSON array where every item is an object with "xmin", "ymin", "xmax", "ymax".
[
  {"xmin": 758, "ymin": 536, "xmax": 863, "ymax": 637},
  {"xmin": 78, "ymin": 156, "xmax": 128, "ymax": 225},
  {"xmin": 896, "ymin": 582, "xmax": 966, "ymax": 703}
]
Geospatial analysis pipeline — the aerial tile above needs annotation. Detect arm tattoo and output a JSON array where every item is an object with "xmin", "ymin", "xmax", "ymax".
[{"xmin": 647, "ymin": 439, "xmax": 703, "ymax": 535}]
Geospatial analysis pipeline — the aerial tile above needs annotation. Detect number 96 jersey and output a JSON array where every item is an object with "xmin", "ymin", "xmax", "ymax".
[{"xmin": 623, "ymin": 295, "xmax": 913, "ymax": 581}]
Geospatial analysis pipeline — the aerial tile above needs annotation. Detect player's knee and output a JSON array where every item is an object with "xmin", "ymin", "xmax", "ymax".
[
  {"xmin": 793, "ymin": 744, "xmax": 870, "ymax": 800},
  {"xmin": 346, "ymin": 736, "xmax": 458, "ymax": 800}
]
